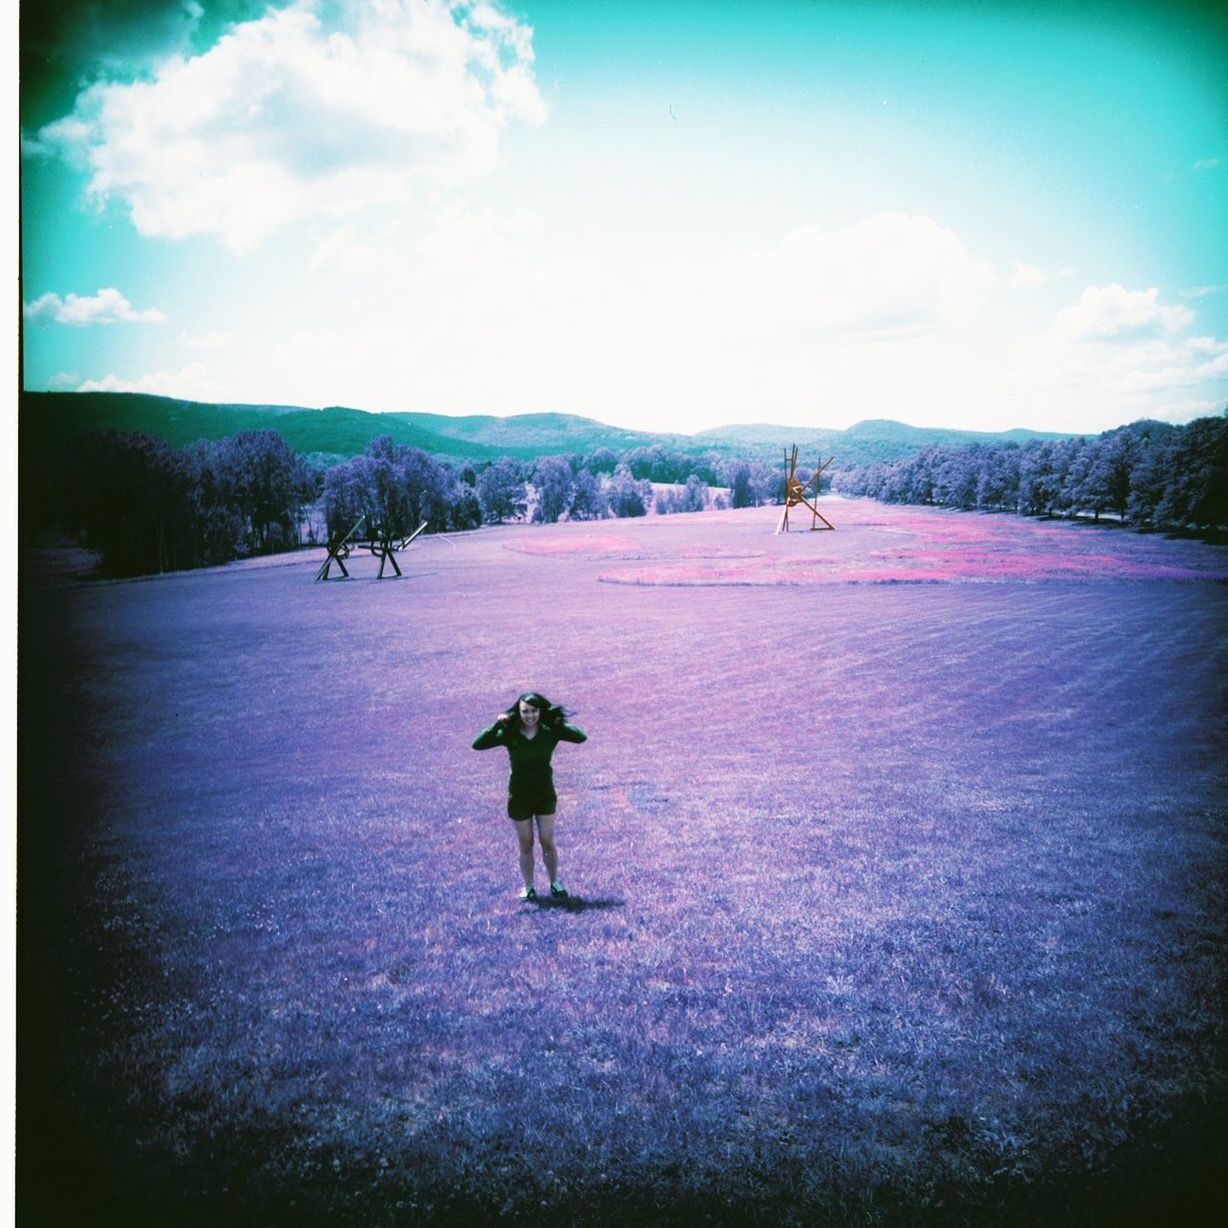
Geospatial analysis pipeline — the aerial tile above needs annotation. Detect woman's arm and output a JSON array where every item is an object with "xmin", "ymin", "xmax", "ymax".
[
  {"xmin": 555, "ymin": 722, "xmax": 587, "ymax": 744},
  {"xmin": 472, "ymin": 720, "xmax": 508, "ymax": 750}
]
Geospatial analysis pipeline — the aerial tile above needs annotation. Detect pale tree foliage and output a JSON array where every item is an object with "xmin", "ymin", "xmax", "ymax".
[
  {"xmin": 477, "ymin": 458, "xmax": 528, "ymax": 524},
  {"xmin": 532, "ymin": 457, "xmax": 573, "ymax": 524},
  {"xmin": 835, "ymin": 414, "xmax": 1228, "ymax": 530}
]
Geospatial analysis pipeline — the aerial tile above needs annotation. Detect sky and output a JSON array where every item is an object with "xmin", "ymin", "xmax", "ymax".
[{"xmin": 18, "ymin": 0, "xmax": 1228, "ymax": 436}]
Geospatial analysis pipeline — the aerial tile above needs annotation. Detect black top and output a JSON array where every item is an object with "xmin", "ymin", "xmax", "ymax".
[{"xmin": 472, "ymin": 720, "xmax": 588, "ymax": 794}]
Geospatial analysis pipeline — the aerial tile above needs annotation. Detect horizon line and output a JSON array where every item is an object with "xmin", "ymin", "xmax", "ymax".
[{"xmin": 22, "ymin": 386, "xmax": 1209, "ymax": 441}]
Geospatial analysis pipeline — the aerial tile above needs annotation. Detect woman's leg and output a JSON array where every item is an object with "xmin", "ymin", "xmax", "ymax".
[
  {"xmin": 513, "ymin": 819, "xmax": 536, "ymax": 890},
  {"xmin": 536, "ymin": 812, "xmax": 559, "ymax": 885}
]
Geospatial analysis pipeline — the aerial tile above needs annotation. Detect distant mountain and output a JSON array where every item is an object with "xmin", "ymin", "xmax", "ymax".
[
  {"xmin": 19, "ymin": 392, "xmax": 685, "ymax": 464},
  {"xmin": 20, "ymin": 390, "xmax": 1079, "ymax": 469},
  {"xmin": 696, "ymin": 418, "xmax": 1072, "ymax": 465},
  {"xmin": 375, "ymin": 409, "xmax": 693, "ymax": 453},
  {"xmin": 20, "ymin": 393, "xmax": 504, "ymax": 463}
]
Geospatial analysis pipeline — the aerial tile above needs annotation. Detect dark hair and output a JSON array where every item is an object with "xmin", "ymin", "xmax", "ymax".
[{"xmin": 502, "ymin": 691, "xmax": 569, "ymax": 732}]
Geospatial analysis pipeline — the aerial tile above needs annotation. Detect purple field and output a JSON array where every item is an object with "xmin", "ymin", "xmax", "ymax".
[{"xmin": 19, "ymin": 497, "xmax": 1228, "ymax": 1225}]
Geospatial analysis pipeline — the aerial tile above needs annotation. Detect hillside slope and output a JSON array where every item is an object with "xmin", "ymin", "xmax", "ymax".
[{"xmin": 20, "ymin": 391, "xmax": 1077, "ymax": 468}]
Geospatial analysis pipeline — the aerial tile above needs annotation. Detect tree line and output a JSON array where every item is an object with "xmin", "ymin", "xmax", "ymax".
[
  {"xmin": 833, "ymin": 415, "xmax": 1228, "ymax": 532},
  {"xmin": 33, "ymin": 429, "xmax": 320, "ymax": 577},
  {"xmin": 35, "ymin": 412, "xmax": 1221, "ymax": 579},
  {"xmin": 25, "ymin": 429, "xmax": 790, "ymax": 577}
]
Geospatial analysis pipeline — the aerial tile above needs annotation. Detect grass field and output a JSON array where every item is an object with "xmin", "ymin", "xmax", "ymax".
[{"xmin": 18, "ymin": 497, "xmax": 1228, "ymax": 1225}]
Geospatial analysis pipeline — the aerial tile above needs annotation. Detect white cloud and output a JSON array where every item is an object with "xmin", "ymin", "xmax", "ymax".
[
  {"xmin": 23, "ymin": 287, "xmax": 166, "ymax": 326},
  {"xmin": 1193, "ymin": 155, "xmax": 1222, "ymax": 172},
  {"xmin": 76, "ymin": 362, "xmax": 228, "ymax": 400},
  {"xmin": 722, "ymin": 212, "xmax": 996, "ymax": 343},
  {"xmin": 1146, "ymin": 397, "xmax": 1224, "ymax": 423},
  {"xmin": 1008, "ymin": 261, "xmax": 1048, "ymax": 289},
  {"xmin": 248, "ymin": 211, "xmax": 1010, "ymax": 431},
  {"xmin": 310, "ymin": 220, "xmax": 402, "ymax": 272},
  {"xmin": 179, "ymin": 330, "xmax": 234, "ymax": 350},
  {"xmin": 411, "ymin": 204, "xmax": 543, "ymax": 270},
  {"xmin": 1188, "ymin": 334, "xmax": 1226, "ymax": 354},
  {"xmin": 1112, "ymin": 337, "xmax": 1228, "ymax": 394},
  {"xmin": 1049, "ymin": 283, "xmax": 1195, "ymax": 342},
  {"xmin": 998, "ymin": 289, "xmax": 1227, "ymax": 430},
  {"xmin": 33, "ymin": 0, "xmax": 546, "ymax": 251},
  {"xmin": 1182, "ymin": 284, "xmax": 1228, "ymax": 300},
  {"xmin": 216, "ymin": 207, "xmax": 1222, "ymax": 437}
]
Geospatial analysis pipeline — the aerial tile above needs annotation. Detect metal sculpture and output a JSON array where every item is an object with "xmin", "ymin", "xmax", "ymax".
[
  {"xmin": 315, "ymin": 516, "xmax": 429, "ymax": 580},
  {"xmin": 776, "ymin": 445, "xmax": 835, "ymax": 533}
]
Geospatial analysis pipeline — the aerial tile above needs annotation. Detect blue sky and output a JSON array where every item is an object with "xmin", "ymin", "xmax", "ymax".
[{"xmin": 19, "ymin": 0, "xmax": 1228, "ymax": 435}]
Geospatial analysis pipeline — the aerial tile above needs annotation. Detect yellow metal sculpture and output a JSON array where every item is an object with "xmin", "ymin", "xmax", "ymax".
[{"xmin": 776, "ymin": 445, "xmax": 835, "ymax": 533}]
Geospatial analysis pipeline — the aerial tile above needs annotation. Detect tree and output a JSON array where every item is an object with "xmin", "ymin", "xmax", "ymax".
[
  {"xmin": 1155, "ymin": 415, "xmax": 1228, "ymax": 530},
  {"xmin": 185, "ymin": 439, "xmax": 248, "ymax": 564},
  {"xmin": 213, "ymin": 430, "xmax": 311, "ymax": 552},
  {"xmin": 933, "ymin": 446, "xmax": 980, "ymax": 510},
  {"xmin": 319, "ymin": 439, "xmax": 454, "ymax": 539},
  {"xmin": 397, "ymin": 444, "xmax": 451, "ymax": 531},
  {"xmin": 624, "ymin": 444, "xmax": 693, "ymax": 483},
  {"xmin": 896, "ymin": 445, "xmax": 942, "ymax": 505},
  {"xmin": 727, "ymin": 462, "xmax": 755, "ymax": 509},
  {"xmin": 369, "ymin": 450, "xmax": 412, "ymax": 537},
  {"xmin": 1018, "ymin": 441, "xmax": 1062, "ymax": 517},
  {"xmin": 606, "ymin": 465, "xmax": 648, "ymax": 517},
  {"xmin": 322, "ymin": 455, "xmax": 379, "ymax": 539},
  {"xmin": 568, "ymin": 469, "xmax": 608, "ymax": 520},
  {"xmin": 1083, "ymin": 429, "xmax": 1141, "ymax": 520},
  {"xmin": 1125, "ymin": 441, "xmax": 1171, "ymax": 527},
  {"xmin": 532, "ymin": 456, "xmax": 573, "ymax": 524},
  {"xmin": 880, "ymin": 460, "xmax": 911, "ymax": 504},
  {"xmin": 748, "ymin": 461, "xmax": 779, "ymax": 505},
  {"xmin": 586, "ymin": 447, "xmax": 618, "ymax": 476},
  {"xmin": 683, "ymin": 475, "xmax": 709, "ymax": 512},
  {"xmin": 476, "ymin": 458, "xmax": 528, "ymax": 524},
  {"xmin": 68, "ymin": 431, "xmax": 198, "ymax": 576},
  {"xmin": 1061, "ymin": 439, "xmax": 1096, "ymax": 517},
  {"xmin": 975, "ymin": 444, "xmax": 1020, "ymax": 512},
  {"xmin": 441, "ymin": 463, "xmax": 483, "ymax": 530}
]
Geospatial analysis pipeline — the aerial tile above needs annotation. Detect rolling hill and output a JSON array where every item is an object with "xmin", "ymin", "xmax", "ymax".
[
  {"xmin": 19, "ymin": 391, "xmax": 1076, "ymax": 469},
  {"xmin": 694, "ymin": 418, "xmax": 1072, "ymax": 465}
]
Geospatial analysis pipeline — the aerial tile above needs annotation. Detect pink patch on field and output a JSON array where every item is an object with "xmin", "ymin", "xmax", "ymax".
[
  {"xmin": 599, "ymin": 564, "xmax": 772, "ymax": 586},
  {"xmin": 569, "ymin": 498, "xmax": 1228, "ymax": 586},
  {"xmin": 507, "ymin": 533, "xmax": 641, "ymax": 556},
  {"xmin": 599, "ymin": 541, "xmax": 1228, "ymax": 586},
  {"xmin": 675, "ymin": 547, "xmax": 766, "ymax": 559}
]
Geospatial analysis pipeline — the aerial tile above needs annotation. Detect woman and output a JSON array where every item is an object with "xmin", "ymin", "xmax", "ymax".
[{"xmin": 472, "ymin": 692, "xmax": 587, "ymax": 901}]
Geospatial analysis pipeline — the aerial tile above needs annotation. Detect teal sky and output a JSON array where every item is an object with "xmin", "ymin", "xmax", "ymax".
[{"xmin": 19, "ymin": 0, "xmax": 1228, "ymax": 434}]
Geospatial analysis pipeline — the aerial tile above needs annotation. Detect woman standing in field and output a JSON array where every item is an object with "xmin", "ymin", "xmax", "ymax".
[{"xmin": 472, "ymin": 693, "xmax": 587, "ymax": 901}]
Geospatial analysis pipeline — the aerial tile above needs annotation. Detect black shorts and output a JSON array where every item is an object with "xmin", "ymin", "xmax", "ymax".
[{"xmin": 507, "ymin": 791, "xmax": 557, "ymax": 821}]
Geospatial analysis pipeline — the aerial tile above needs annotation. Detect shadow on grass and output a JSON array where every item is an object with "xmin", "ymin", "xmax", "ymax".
[{"xmin": 526, "ymin": 895, "xmax": 625, "ymax": 912}]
